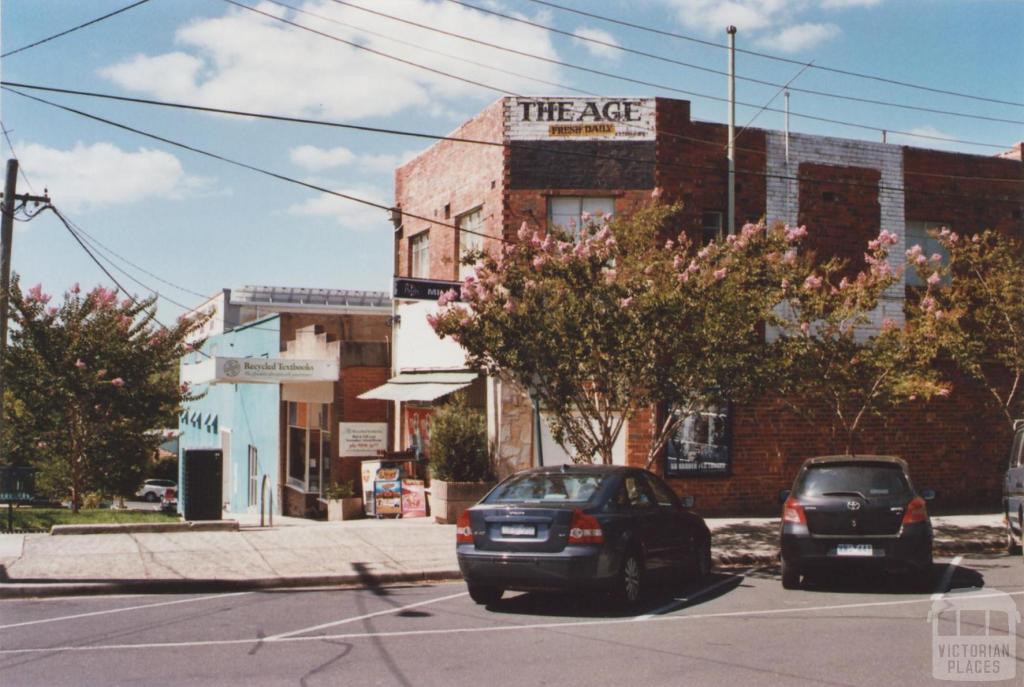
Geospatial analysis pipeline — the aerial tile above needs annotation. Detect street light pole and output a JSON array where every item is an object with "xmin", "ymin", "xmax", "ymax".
[{"xmin": 0, "ymin": 159, "xmax": 19, "ymax": 464}]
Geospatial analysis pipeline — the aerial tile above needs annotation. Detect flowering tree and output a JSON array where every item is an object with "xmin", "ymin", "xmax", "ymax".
[
  {"xmin": 4, "ymin": 278, "xmax": 205, "ymax": 511},
  {"xmin": 430, "ymin": 200, "xmax": 815, "ymax": 465},
  {"xmin": 912, "ymin": 228, "xmax": 1024, "ymax": 428},
  {"xmin": 772, "ymin": 230, "xmax": 951, "ymax": 453}
]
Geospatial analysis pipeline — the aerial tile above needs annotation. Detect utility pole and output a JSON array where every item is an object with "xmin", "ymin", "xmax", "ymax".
[
  {"xmin": 726, "ymin": 25, "xmax": 737, "ymax": 236},
  {"xmin": 0, "ymin": 159, "xmax": 50, "ymax": 468}
]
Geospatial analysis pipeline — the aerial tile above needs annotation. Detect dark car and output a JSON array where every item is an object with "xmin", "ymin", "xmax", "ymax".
[
  {"xmin": 456, "ymin": 465, "xmax": 711, "ymax": 607},
  {"xmin": 779, "ymin": 455, "xmax": 935, "ymax": 589}
]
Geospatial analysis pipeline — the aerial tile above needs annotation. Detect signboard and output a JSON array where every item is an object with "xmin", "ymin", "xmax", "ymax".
[
  {"xmin": 665, "ymin": 405, "xmax": 732, "ymax": 478},
  {"xmin": 339, "ymin": 422, "xmax": 387, "ymax": 457},
  {"xmin": 401, "ymin": 479, "xmax": 427, "ymax": 518},
  {"xmin": 217, "ymin": 356, "xmax": 338, "ymax": 383},
  {"xmin": 507, "ymin": 97, "xmax": 655, "ymax": 141},
  {"xmin": 374, "ymin": 479, "xmax": 402, "ymax": 517},
  {"xmin": 394, "ymin": 277, "xmax": 462, "ymax": 302}
]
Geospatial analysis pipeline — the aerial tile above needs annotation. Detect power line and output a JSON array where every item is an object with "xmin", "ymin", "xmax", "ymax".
[
  {"xmin": 323, "ymin": 0, "xmax": 1013, "ymax": 150},
  {"xmin": 1, "ymin": 0, "xmax": 153, "ymax": 59},
  {"xmin": 0, "ymin": 121, "xmax": 38, "ymax": 193},
  {"xmin": 437, "ymin": 0, "xmax": 1024, "ymax": 127},
  {"xmin": 4, "ymin": 84, "xmax": 1021, "ymax": 206},
  {"xmin": 518, "ymin": 0, "xmax": 1024, "ymax": 110}
]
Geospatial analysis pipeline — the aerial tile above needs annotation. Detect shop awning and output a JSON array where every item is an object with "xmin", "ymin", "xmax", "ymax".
[{"xmin": 358, "ymin": 371, "xmax": 477, "ymax": 402}]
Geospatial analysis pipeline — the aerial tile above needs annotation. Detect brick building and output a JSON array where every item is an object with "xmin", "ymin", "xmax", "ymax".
[
  {"xmin": 374, "ymin": 96, "xmax": 1024, "ymax": 516},
  {"xmin": 179, "ymin": 286, "xmax": 392, "ymax": 519}
]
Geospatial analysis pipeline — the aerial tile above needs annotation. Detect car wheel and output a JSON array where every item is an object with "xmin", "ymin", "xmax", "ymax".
[
  {"xmin": 467, "ymin": 584, "xmax": 503, "ymax": 606},
  {"xmin": 781, "ymin": 558, "xmax": 801, "ymax": 590},
  {"xmin": 144, "ymin": 492, "xmax": 159, "ymax": 502},
  {"xmin": 616, "ymin": 551, "xmax": 645, "ymax": 607},
  {"xmin": 688, "ymin": 538, "xmax": 712, "ymax": 583}
]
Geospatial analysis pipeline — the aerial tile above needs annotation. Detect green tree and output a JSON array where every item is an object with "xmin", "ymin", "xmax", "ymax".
[
  {"xmin": 772, "ymin": 230, "xmax": 950, "ymax": 454},
  {"xmin": 431, "ymin": 200, "xmax": 816, "ymax": 465},
  {"xmin": 911, "ymin": 228, "xmax": 1024, "ymax": 428},
  {"xmin": 4, "ymin": 278, "xmax": 205, "ymax": 511},
  {"xmin": 427, "ymin": 393, "xmax": 491, "ymax": 482}
]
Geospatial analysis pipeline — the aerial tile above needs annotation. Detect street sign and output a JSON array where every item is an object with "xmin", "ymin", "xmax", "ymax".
[{"xmin": 393, "ymin": 277, "xmax": 462, "ymax": 302}]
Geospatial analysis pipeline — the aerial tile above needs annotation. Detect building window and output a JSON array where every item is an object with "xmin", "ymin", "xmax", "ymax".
[
  {"xmin": 457, "ymin": 208, "xmax": 483, "ymax": 280},
  {"xmin": 665, "ymin": 404, "xmax": 731, "ymax": 477},
  {"xmin": 702, "ymin": 211, "xmax": 724, "ymax": 245},
  {"xmin": 410, "ymin": 231, "xmax": 430, "ymax": 278},
  {"xmin": 286, "ymin": 401, "xmax": 332, "ymax": 494},
  {"xmin": 547, "ymin": 196, "xmax": 614, "ymax": 239},
  {"xmin": 905, "ymin": 220, "xmax": 950, "ymax": 287},
  {"xmin": 247, "ymin": 446, "xmax": 258, "ymax": 506}
]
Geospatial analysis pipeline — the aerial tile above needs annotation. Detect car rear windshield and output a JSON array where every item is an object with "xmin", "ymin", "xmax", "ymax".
[
  {"xmin": 796, "ymin": 463, "xmax": 910, "ymax": 498},
  {"xmin": 485, "ymin": 473, "xmax": 608, "ymax": 505}
]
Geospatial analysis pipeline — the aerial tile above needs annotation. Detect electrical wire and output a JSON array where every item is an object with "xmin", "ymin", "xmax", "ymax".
[
  {"xmin": 4, "ymin": 84, "xmax": 1021, "ymax": 207},
  {"xmin": 1, "ymin": 0, "xmax": 153, "ymax": 59},
  {"xmin": 0, "ymin": 120, "xmax": 37, "ymax": 193},
  {"xmin": 518, "ymin": 0, "xmax": 1024, "ymax": 110},
  {"xmin": 320, "ymin": 0, "xmax": 1014, "ymax": 149}
]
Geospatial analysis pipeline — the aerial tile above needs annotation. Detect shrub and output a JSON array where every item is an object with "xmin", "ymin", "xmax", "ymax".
[
  {"xmin": 428, "ymin": 393, "xmax": 492, "ymax": 482},
  {"xmin": 323, "ymin": 481, "xmax": 356, "ymax": 499}
]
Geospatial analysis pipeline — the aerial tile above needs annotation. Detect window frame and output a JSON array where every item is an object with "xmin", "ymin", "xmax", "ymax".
[
  {"xmin": 546, "ymin": 196, "xmax": 615, "ymax": 240},
  {"xmin": 905, "ymin": 220, "xmax": 951, "ymax": 287},
  {"xmin": 410, "ymin": 230, "xmax": 430, "ymax": 278},
  {"xmin": 456, "ymin": 207, "xmax": 484, "ymax": 281},
  {"xmin": 286, "ymin": 401, "xmax": 332, "ymax": 495}
]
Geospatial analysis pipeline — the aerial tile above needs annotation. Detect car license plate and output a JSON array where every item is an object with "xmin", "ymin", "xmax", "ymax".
[
  {"xmin": 836, "ymin": 544, "xmax": 873, "ymax": 557},
  {"xmin": 501, "ymin": 524, "xmax": 535, "ymax": 537}
]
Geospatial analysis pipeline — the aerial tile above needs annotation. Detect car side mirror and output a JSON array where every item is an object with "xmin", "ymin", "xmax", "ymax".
[
  {"xmin": 778, "ymin": 489, "xmax": 791, "ymax": 504},
  {"xmin": 680, "ymin": 495, "xmax": 695, "ymax": 509},
  {"xmin": 920, "ymin": 488, "xmax": 936, "ymax": 501}
]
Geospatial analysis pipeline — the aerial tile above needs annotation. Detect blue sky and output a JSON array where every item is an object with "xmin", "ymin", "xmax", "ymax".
[{"xmin": 1, "ymin": 0, "xmax": 1021, "ymax": 322}]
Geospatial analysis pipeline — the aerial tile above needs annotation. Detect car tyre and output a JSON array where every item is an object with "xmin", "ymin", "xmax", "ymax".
[
  {"xmin": 144, "ymin": 492, "xmax": 159, "ymax": 503},
  {"xmin": 688, "ymin": 538, "xmax": 712, "ymax": 584},
  {"xmin": 467, "ymin": 584, "xmax": 503, "ymax": 606},
  {"xmin": 615, "ymin": 550, "xmax": 645, "ymax": 607},
  {"xmin": 781, "ymin": 558, "xmax": 801, "ymax": 590}
]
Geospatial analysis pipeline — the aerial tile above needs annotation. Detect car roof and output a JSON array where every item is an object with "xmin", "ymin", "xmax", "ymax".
[
  {"xmin": 515, "ymin": 465, "xmax": 637, "ymax": 475},
  {"xmin": 801, "ymin": 454, "xmax": 908, "ymax": 468}
]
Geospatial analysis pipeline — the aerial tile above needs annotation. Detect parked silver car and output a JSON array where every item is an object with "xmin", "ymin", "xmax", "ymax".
[
  {"xmin": 1004, "ymin": 421, "xmax": 1024, "ymax": 556},
  {"xmin": 136, "ymin": 479, "xmax": 176, "ymax": 502}
]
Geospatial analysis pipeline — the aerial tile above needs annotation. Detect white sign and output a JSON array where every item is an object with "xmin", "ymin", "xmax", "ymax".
[
  {"xmin": 215, "ymin": 356, "xmax": 338, "ymax": 384},
  {"xmin": 507, "ymin": 97, "xmax": 655, "ymax": 141},
  {"xmin": 339, "ymin": 422, "xmax": 388, "ymax": 457}
]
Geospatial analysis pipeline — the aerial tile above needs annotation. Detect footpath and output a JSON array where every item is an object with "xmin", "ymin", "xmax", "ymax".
[{"xmin": 0, "ymin": 512, "xmax": 1009, "ymax": 598}]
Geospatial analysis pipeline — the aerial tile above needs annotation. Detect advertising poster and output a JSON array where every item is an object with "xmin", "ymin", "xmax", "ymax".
[
  {"xmin": 401, "ymin": 479, "xmax": 427, "ymax": 518},
  {"xmin": 374, "ymin": 479, "xmax": 402, "ymax": 517}
]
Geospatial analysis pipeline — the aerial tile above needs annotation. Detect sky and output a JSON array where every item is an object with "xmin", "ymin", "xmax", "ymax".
[{"xmin": 1, "ymin": 0, "xmax": 1021, "ymax": 323}]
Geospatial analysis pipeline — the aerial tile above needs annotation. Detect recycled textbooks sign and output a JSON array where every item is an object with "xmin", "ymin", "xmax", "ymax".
[
  {"xmin": 507, "ymin": 97, "xmax": 655, "ymax": 141},
  {"xmin": 215, "ymin": 356, "xmax": 338, "ymax": 383}
]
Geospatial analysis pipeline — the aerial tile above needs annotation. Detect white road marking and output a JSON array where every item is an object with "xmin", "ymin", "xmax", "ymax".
[
  {"xmin": 634, "ymin": 574, "xmax": 742, "ymax": 621},
  {"xmin": 2, "ymin": 588, "xmax": 1021, "ymax": 655},
  {"xmin": 264, "ymin": 590, "xmax": 469, "ymax": 640},
  {"xmin": 931, "ymin": 555, "xmax": 963, "ymax": 601},
  {"xmin": 0, "ymin": 592, "xmax": 253, "ymax": 631}
]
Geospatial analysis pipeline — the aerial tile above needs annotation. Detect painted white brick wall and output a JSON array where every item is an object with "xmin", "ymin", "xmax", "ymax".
[{"xmin": 766, "ymin": 132, "xmax": 907, "ymax": 337}]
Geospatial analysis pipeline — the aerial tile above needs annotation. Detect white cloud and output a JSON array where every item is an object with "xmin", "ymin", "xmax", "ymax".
[
  {"xmin": 17, "ymin": 141, "xmax": 210, "ymax": 212},
  {"xmin": 757, "ymin": 22, "xmax": 841, "ymax": 52},
  {"xmin": 289, "ymin": 145, "xmax": 421, "ymax": 173},
  {"xmin": 573, "ymin": 27, "xmax": 622, "ymax": 59},
  {"xmin": 287, "ymin": 184, "xmax": 392, "ymax": 230},
  {"xmin": 886, "ymin": 125, "xmax": 963, "ymax": 152},
  {"xmin": 658, "ymin": 0, "xmax": 872, "ymax": 49},
  {"xmin": 100, "ymin": 0, "xmax": 563, "ymax": 121}
]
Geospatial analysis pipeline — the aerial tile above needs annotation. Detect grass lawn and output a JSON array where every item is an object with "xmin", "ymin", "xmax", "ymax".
[{"xmin": 2, "ymin": 507, "xmax": 181, "ymax": 531}]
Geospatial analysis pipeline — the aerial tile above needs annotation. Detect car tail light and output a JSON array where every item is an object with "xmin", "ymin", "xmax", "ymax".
[
  {"xmin": 782, "ymin": 497, "xmax": 807, "ymax": 525},
  {"xmin": 567, "ymin": 509, "xmax": 604, "ymax": 544},
  {"xmin": 456, "ymin": 511, "xmax": 473, "ymax": 543},
  {"xmin": 902, "ymin": 496, "xmax": 928, "ymax": 525}
]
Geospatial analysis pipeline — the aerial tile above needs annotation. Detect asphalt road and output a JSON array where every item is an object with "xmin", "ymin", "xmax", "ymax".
[{"xmin": 0, "ymin": 555, "xmax": 1021, "ymax": 687}]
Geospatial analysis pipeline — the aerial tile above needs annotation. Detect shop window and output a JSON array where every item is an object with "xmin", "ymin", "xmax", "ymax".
[
  {"xmin": 905, "ymin": 220, "xmax": 951, "ymax": 287},
  {"xmin": 665, "ymin": 404, "xmax": 731, "ymax": 477},
  {"xmin": 547, "ymin": 196, "xmax": 614, "ymax": 239},
  {"xmin": 286, "ymin": 401, "xmax": 332, "ymax": 494},
  {"xmin": 702, "ymin": 211, "xmax": 724, "ymax": 245},
  {"xmin": 410, "ymin": 231, "xmax": 430, "ymax": 278},
  {"xmin": 457, "ymin": 207, "xmax": 484, "ymax": 280}
]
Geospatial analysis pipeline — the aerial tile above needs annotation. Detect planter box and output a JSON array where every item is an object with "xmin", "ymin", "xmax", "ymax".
[
  {"xmin": 327, "ymin": 497, "xmax": 363, "ymax": 521},
  {"xmin": 431, "ymin": 480, "xmax": 493, "ymax": 524}
]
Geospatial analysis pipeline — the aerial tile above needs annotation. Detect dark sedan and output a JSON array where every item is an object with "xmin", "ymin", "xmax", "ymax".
[
  {"xmin": 456, "ymin": 465, "xmax": 711, "ymax": 607},
  {"xmin": 779, "ymin": 455, "xmax": 935, "ymax": 589}
]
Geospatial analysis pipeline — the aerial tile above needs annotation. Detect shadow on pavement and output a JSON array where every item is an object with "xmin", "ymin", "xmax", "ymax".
[
  {"xmin": 481, "ymin": 572, "xmax": 743, "ymax": 618},
  {"xmin": 751, "ymin": 561, "xmax": 985, "ymax": 595}
]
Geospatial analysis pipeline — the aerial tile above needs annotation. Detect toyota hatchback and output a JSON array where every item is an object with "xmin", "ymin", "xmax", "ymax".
[
  {"xmin": 779, "ymin": 455, "xmax": 935, "ymax": 589},
  {"xmin": 456, "ymin": 465, "xmax": 711, "ymax": 607}
]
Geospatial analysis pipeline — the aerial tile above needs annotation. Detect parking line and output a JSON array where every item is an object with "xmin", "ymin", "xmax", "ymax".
[
  {"xmin": 931, "ymin": 555, "xmax": 963, "ymax": 601},
  {"xmin": 264, "ymin": 590, "xmax": 469, "ymax": 640},
  {"xmin": 633, "ymin": 574, "xmax": 742, "ymax": 621},
  {"xmin": 6, "ymin": 588, "xmax": 1021, "ymax": 656},
  {"xmin": 0, "ymin": 592, "xmax": 253, "ymax": 631}
]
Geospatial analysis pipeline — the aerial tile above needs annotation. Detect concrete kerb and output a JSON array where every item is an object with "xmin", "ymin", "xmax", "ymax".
[{"xmin": 50, "ymin": 521, "xmax": 240, "ymax": 535}]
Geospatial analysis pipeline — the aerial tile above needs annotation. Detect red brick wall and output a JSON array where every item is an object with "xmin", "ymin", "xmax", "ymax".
[
  {"xmin": 333, "ymin": 366, "xmax": 391, "ymax": 491},
  {"xmin": 394, "ymin": 98, "xmax": 506, "ymax": 280},
  {"xmin": 798, "ymin": 162, "xmax": 881, "ymax": 277}
]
